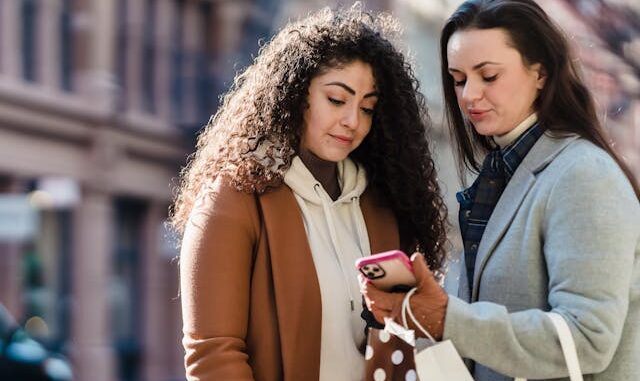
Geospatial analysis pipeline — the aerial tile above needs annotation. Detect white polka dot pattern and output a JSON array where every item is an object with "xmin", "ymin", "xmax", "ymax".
[
  {"xmin": 373, "ymin": 368, "xmax": 386, "ymax": 381},
  {"xmin": 405, "ymin": 369, "xmax": 417, "ymax": 381},
  {"xmin": 365, "ymin": 345, "xmax": 374, "ymax": 360},
  {"xmin": 378, "ymin": 330, "xmax": 391, "ymax": 343},
  {"xmin": 391, "ymin": 350, "xmax": 404, "ymax": 365}
]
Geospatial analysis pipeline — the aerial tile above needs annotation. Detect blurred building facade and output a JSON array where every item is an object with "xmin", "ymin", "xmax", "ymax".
[
  {"xmin": 0, "ymin": 0, "xmax": 272, "ymax": 380},
  {"xmin": 539, "ymin": 0, "xmax": 640, "ymax": 177}
]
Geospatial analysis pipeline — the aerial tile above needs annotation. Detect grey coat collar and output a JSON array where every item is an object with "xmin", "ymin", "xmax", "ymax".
[{"xmin": 460, "ymin": 132, "xmax": 580, "ymax": 302}]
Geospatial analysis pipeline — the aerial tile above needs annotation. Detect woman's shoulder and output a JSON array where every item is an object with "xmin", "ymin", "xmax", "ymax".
[
  {"xmin": 543, "ymin": 138, "xmax": 638, "ymax": 209},
  {"xmin": 197, "ymin": 175, "xmax": 256, "ymax": 208},
  {"xmin": 547, "ymin": 137, "xmax": 627, "ymax": 179},
  {"xmin": 185, "ymin": 176, "xmax": 262, "ymax": 235}
]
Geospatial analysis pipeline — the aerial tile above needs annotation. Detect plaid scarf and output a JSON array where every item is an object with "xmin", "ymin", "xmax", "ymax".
[{"xmin": 457, "ymin": 123, "xmax": 544, "ymax": 294}]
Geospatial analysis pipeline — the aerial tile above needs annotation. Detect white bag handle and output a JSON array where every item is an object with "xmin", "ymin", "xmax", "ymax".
[
  {"xmin": 400, "ymin": 287, "xmax": 435, "ymax": 342},
  {"xmin": 515, "ymin": 312, "xmax": 584, "ymax": 381},
  {"xmin": 402, "ymin": 291, "xmax": 583, "ymax": 381}
]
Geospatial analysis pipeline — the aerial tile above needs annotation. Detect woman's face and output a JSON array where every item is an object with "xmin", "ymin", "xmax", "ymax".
[
  {"xmin": 447, "ymin": 28, "xmax": 545, "ymax": 137},
  {"xmin": 300, "ymin": 60, "xmax": 378, "ymax": 162}
]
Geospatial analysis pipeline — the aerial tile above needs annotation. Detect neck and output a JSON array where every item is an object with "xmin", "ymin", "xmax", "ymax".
[
  {"xmin": 298, "ymin": 148, "xmax": 341, "ymax": 200},
  {"xmin": 494, "ymin": 113, "xmax": 538, "ymax": 148}
]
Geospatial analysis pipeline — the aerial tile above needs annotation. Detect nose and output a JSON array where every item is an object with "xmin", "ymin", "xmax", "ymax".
[
  {"xmin": 461, "ymin": 78, "xmax": 482, "ymax": 105},
  {"xmin": 341, "ymin": 104, "xmax": 359, "ymax": 129}
]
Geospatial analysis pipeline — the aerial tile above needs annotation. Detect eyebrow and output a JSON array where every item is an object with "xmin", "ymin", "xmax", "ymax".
[
  {"xmin": 448, "ymin": 61, "xmax": 501, "ymax": 73},
  {"xmin": 324, "ymin": 82, "xmax": 378, "ymax": 98}
]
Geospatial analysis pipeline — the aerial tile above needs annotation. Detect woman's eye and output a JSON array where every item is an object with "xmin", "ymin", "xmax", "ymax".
[
  {"xmin": 328, "ymin": 97, "xmax": 345, "ymax": 105},
  {"xmin": 361, "ymin": 107, "xmax": 374, "ymax": 116},
  {"xmin": 483, "ymin": 75, "xmax": 498, "ymax": 82},
  {"xmin": 453, "ymin": 79, "xmax": 466, "ymax": 87}
]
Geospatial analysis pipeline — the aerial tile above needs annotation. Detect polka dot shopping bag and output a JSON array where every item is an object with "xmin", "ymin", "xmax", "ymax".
[
  {"xmin": 363, "ymin": 327, "xmax": 417, "ymax": 381},
  {"xmin": 364, "ymin": 288, "xmax": 474, "ymax": 381}
]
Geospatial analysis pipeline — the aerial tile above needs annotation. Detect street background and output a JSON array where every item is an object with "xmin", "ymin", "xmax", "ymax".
[{"xmin": 0, "ymin": 0, "xmax": 638, "ymax": 380}]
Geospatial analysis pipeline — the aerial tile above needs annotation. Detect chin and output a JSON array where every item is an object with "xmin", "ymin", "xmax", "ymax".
[
  {"xmin": 323, "ymin": 153, "xmax": 349, "ymax": 162},
  {"xmin": 315, "ymin": 148, "xmax": 350, "ymax": 162},
  {"xmin": 326, "ymin": 155, "xmax": 347, "ymax": 163},
  {"xmin": 472, "ymin": 126, "xmax": 494, "ymax": 137},
  {"xmin": 472, "ymin": 123, "xmax": 500, "ymax": 137}
]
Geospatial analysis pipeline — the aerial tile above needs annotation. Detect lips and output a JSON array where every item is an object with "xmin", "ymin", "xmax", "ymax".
[
  {"xmin": 468, "ymin": 109, "xmax": 490, "ymax": 122},
  {"xmin": 330, "ymin": 134, "xmax": 354, "ymax": 144}
]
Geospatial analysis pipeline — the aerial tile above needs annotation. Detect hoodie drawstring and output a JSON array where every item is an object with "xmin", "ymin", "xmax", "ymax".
[
  {"xmin": 350, "ymin": 196, "xmax": 370, "ymax": 256},
  {"xmin": 313, "ymin": 184, "xmax": 363, "ymax": 311}
]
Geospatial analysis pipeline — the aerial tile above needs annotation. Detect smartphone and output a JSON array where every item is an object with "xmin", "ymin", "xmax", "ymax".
[{"xmin": 355, "ymin": 250, "xmax": 416, "ymax": 292}]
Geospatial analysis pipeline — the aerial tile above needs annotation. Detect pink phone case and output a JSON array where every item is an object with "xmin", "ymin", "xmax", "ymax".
[{"xmin": 355, "ymin": 250, "xmax": 416, "ymax": 291}]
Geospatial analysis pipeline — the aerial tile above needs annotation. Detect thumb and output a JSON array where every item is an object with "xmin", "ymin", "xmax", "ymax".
[{"xmin": 410, "ymin": 252, "xmax": 437, "ymax": 289}]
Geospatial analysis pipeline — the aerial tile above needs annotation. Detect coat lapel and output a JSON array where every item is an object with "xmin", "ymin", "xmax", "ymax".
[
  {"xmin": 258, "ymin": 186, "xmax": 322, "ymax": 379},
  {"xmin": 471, "ymin": 165, "xmax": 535, "ymax": 300},
  {"xmin": 258, "ymin": 185, "xmax": 400, "ymax": 379},
  {"xmin": 471, "ymin": 133, "xmax": 579, "ymax": 300},
  {"xmin": 457, "ymin": 254, "xmax": 471, "ymax": 301}
]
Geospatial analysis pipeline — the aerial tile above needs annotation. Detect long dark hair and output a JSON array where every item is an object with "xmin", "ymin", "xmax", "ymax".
[
  {"xmin": 440, "ymin": 0, "xmax": 640, "ymax": 198},
  {"xmin": 172, "ymin": 4, "xmax": 449, "ymax": 270}
]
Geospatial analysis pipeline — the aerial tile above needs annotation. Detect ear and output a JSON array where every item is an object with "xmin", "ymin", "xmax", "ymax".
[{"xmin": 531, "ymin": 63, "xmax": 547, "ymax": 90}]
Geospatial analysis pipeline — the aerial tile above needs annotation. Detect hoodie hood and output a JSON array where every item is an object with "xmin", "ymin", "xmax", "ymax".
[{"xmin": 284, "ymin": 156, "xmax": 368, "ymax": 205}]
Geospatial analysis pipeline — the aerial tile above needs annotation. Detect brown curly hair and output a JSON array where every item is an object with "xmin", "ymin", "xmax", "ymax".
[{"xmin": 171, "ymin": 4, "xmax": 449, "ymax": 271}]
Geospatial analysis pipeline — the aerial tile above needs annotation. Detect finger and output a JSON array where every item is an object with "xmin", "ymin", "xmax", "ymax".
[
  {"xmin": 410, "ymin": 252, "xmax": 437, "ymax": 288},
  {"xmin": 370, "ymin": 305, "xmax": 390, "ymax": 324},
  {"xmin": 364, "ymin": 283, "xmax": 408, "ymax": 320},
  {"xmin": 364, "ymin": 294, "xmax": 393, "ymax": 313},
  {"xmin": 357, "ymin": 274, "xmax": 368, "ymax": 292},
  {"xmin": 362, "ymin": 282, "xmax": 395, "ymax": 311}
]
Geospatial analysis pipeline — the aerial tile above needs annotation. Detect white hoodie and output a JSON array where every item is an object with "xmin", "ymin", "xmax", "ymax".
[{"xmin": 284, "ymin": 156, "xmax": 370, "ymax": 381}]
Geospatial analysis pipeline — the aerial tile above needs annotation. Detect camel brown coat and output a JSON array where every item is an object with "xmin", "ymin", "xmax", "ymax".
[{"xmin": 180, "ymin": 177, "xmax": 400, "ymax": 381}]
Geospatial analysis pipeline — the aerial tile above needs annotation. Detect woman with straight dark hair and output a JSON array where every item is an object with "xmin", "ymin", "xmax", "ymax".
[{"xmin": 362, "ymin": 0, "xmax": 640, "ymax": 380}]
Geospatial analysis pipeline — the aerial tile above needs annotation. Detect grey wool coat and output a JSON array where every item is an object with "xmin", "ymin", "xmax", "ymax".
[{"xmin": 443, "ymin": 133, "xmax": 640, "ymax": 381}]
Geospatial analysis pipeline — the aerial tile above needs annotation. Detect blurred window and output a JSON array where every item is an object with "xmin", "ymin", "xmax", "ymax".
[
  {"xmin": 112, "ymin": 198, "xmax": 146, "ymax": 381},
  {"xmin": 171, "ymin": 0, "xmax": 185, "ymax": 124},
  {"xmin": 60, "ymin": 0, "xmax": 73, "ymax": 92},
  {"xmin": 195, "ymin": 2, "xmax": 213, "ymax": 124},
  {"xmin": 0, "ymin": 1, "xmax": 2, "ymax": 60},
  {"xmin": 142, "ymin": 0, "xmax": 156, "ymax": 114},
  {"xmin": 22, "ymin": 208, "xmax": 72, "ymax": 355},
  {"xmin": 115, "ymin": 0, "xmax": 128, "ymax": 112},
  {"xmin": 241, "ymin": 0, "xmax": 278, "ymax": 61},
  {"xmin": 21, "ymin": 0, "xmax": 38, "ymax": 82}
]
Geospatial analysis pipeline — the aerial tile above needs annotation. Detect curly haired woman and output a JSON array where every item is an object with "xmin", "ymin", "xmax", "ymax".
[{"xmin": 171, "ymin": 4, "xmax": 448, "ymax": 381}]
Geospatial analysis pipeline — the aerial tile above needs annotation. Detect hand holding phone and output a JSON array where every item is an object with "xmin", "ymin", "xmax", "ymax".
[{"xmin": 355, "ymin": 250, "xmax": 417, "ymax": 292}]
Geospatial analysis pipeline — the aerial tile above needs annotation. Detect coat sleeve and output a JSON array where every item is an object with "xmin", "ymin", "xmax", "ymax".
[
  {"xmin": 180, "ymin": 177, "xmax": 260, "ymax": 380},
  {"xmin": 442, "ymin": 151, "xmax": 640, "ymax": 379}
]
